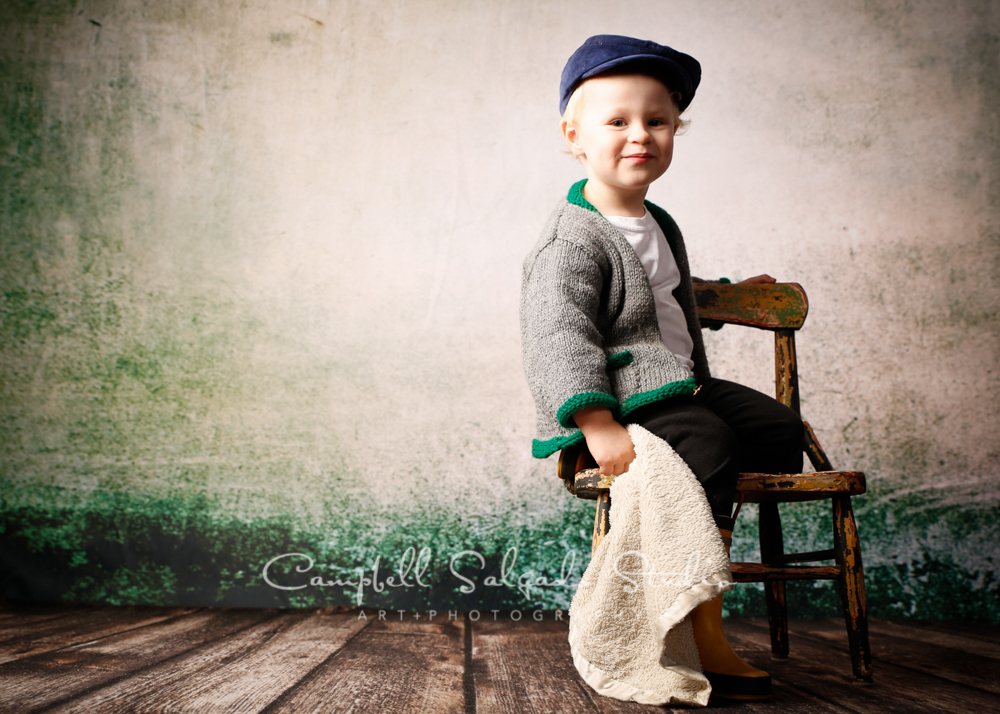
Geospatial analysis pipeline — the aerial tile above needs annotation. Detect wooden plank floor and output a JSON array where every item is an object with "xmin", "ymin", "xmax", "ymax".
[{"xmin": 1, "ymin": 603, "xmax": 997, "ymax": 713}]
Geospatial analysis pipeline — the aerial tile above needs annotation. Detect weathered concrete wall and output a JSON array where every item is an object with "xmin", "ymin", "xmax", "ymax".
[{"xmin": 1, "ymin": 0, "xmax": 997, "ymax": 617}]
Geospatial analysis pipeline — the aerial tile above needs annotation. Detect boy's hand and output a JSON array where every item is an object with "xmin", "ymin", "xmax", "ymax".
[
  {"xmin": 572, "ymin": 406, "xmax": 636, "ymax": 477},
  {"xmin": 735, "ymin": 274, "xmax": 777, "ymax": 285}
]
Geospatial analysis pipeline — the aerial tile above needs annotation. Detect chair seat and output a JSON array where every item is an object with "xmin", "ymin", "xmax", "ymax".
[
  {"xmin": 573, "ymin": 469, "xmax": 865, "ymax": 502},
  {"xmin": 736, "ymin": 471, "xmax": 866, "ymax": 502}
]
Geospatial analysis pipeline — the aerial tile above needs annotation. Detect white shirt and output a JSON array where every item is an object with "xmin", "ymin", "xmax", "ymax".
[{"xmin": 605, "ymin": 211, "xmax": 695, "ymax": 372}]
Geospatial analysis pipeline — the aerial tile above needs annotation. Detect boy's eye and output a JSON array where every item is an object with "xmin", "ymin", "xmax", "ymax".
[
  {"xmin": 610, "ymin": 119, "xmax": 626, "ymax": 127},
  {"xmin": 648, "ymin": 119, "xmax": 665, "ymax": 127}
]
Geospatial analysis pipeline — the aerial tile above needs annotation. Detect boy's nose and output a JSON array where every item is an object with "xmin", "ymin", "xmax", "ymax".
[{"xmin": 628, "ymin": 128, "xmax": 651, "ymax": 144}]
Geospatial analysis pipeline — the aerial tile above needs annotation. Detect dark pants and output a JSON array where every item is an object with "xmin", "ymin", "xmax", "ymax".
[{"xmin": 628, "ymin": 378, "xmax": 804, "ymax": 518}]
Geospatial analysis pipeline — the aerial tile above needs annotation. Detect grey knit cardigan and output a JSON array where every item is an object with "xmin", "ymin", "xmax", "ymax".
[{"xmin": 520, "ymin": 180, "xmax": 711, "ymax": 458}]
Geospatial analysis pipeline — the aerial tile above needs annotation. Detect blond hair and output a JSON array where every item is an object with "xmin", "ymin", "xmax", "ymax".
[{"xmin": 560, "ymin": 75, "xmax": 690, "ymax": 140}]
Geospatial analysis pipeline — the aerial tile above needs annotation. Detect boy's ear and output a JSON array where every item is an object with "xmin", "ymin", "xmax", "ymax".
[{"xmin": 561, "ymin": 119, "xmax": 585, "ymax": 157}]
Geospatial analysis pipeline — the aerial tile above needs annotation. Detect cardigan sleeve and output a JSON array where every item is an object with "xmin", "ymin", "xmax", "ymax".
[{"xmin": 520, "ymin": 237, "xmax": 618, "ymax": 430}]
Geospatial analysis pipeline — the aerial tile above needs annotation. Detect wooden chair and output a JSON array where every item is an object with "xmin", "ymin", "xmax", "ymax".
[{"xmin": 557, "ymin": 282, "xmax": 873, "ymax": 682}]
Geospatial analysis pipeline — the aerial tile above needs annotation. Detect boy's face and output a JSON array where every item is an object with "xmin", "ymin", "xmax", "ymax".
[{"xmin": 562, "ymin": 74, "xmax": 679, "ymax": 202}]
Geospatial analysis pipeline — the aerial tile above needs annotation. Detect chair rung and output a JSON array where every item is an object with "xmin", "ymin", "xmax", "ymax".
[
  {"xmin": 730, "ymin": 562, "xmax": 840, "ymax": 581},
  {"xmin": 772, "ymin": 549, "xmax": 836, "ymax": 564}
]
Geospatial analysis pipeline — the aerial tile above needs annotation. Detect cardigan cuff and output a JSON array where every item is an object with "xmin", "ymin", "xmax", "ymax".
[{"xmin": 555, "ymin": 391, "xmax": 620, "ymax": 429}]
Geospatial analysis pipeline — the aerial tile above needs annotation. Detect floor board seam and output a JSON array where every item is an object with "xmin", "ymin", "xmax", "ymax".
[
  {"xmin": 746, "ymin": 620, "xmax": 1000, "ymax": 700},
  {"xmin": 256, "ymin": 615, "xmax": 373, "ymax": 714},
  {"xmin": 463, "ymin": 612, "xmax": 477, "ymax": 714},
  {"xmin": 29, "ymin": 610, "xmax": 283, "ymax": 714},
  {"xmin": 0, "ymin": 607, "xmax": 207, "ymax": 666},
  {"xmin": 855, "ymin": 618, "xmax": 1000, "ymax": 649},
  {"xmin": 573, "ymin": 674, "xmax": 603, "ymax": 712},
  {"xmin": 874, "ymin": 619, "xmax": 1000, "ymax": 645},
  {"xmin": 770, "ymin": 677, "xmax": 868, "ymax": 714},
  {"xmin": 862, "ymin": 650, "xmax": 1000, "ymax": 698}
]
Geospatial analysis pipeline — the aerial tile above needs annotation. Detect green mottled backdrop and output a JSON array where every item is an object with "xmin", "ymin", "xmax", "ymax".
[{"xmin": 2, "ymin": 0, "xmax": 998, "ymax": 620}]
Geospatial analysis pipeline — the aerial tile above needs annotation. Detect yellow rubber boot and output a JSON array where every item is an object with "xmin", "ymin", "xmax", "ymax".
[{"xmin": 690, "ymin": 518, "xmax": 773, "ymax": 701}]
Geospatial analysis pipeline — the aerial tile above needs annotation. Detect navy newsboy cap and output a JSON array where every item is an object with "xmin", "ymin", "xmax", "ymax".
[{"xmin": 559, "ymin": 35, "xmax": 701, "ymax": 115}]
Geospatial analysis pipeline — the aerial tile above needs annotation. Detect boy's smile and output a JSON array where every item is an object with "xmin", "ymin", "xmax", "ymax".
[{"xmin": 562, "ymin": 74, "xmax": 679, "ymax": 217}]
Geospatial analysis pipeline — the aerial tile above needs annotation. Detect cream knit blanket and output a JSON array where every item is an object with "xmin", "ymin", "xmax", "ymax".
[{"xmin": 568, "ymin": 424, "xmax": 734, "ymax": 707}]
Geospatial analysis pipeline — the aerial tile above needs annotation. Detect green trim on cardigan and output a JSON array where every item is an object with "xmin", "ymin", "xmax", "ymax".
[
  {"xmin": 567, "ymin": 179, "xmax": 599, "ymax": 214},
  {"xmin": 567, "ymin": 180, "xmax": 681, "ymax": 255},
  {"xmin": 642, "ymin": 201, "xmax": 680, "ymax": 256},
  {"xmin": 555, "ymin": 391, "xmax": 620, "ymax": 429},
  {"xmin": 532, "ymin": 376, "xmax": 697, "ymax": 459},
  {"xmin": 532, "ymin": 430, "xmax": 586, "ymax": 459},
  {"xmin": 620, "ymin": 377, "xmax": 697, "ymax": 416},
  {"xmin": 606, "ymin": 350, "xmax": 634, "ymax": 368}
]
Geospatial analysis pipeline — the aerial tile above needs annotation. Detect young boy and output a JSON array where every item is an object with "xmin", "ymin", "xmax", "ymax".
[{"xmin": 520, "ymin": 35, "xmax": 804, "ymax": 700}]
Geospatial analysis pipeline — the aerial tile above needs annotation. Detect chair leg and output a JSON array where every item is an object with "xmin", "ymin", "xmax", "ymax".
[
  {"xmin": 833, "ymin": 495, "xmax": 874, "ymax": 682},
  {"xmin": 592, "ymin": 492, "xmax": 611, "ymax": 555},
  {"xmin": 759, "ymin": 503, "xmax": 789, "ymax": 659}
]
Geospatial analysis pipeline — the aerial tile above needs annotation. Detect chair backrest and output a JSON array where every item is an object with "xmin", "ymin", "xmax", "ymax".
[
  {"xmin": 693, "ymin": 282, "xmax": 809, "ymax": 414},
  {"xmin": 693, "ymin": 282, "xmax": 808, "ymax": 331}
]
